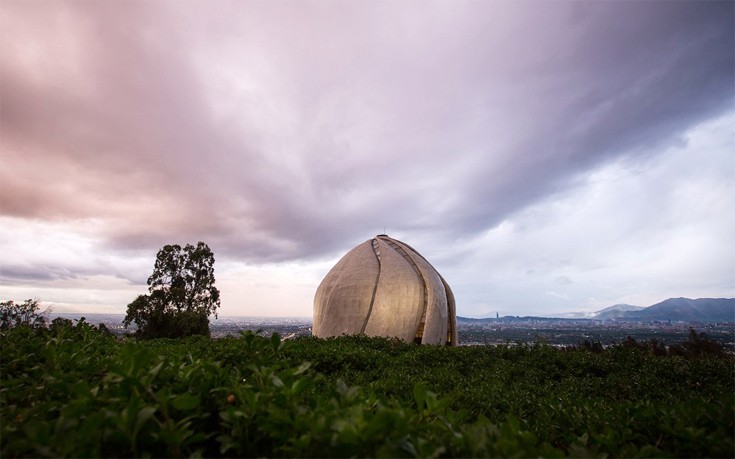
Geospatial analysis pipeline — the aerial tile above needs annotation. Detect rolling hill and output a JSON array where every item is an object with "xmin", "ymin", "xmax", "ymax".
[
  {"xmin": 621, "ymin": 297, "xmax": 735, "ymax": 322},
  {"xmin": 461, "ymin": 298, "xmax": 735, "ymax": 323}
]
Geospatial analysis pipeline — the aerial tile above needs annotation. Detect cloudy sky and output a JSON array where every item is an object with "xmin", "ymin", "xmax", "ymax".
[{"xmin": 1, "ymin": 1, "xmax": 733, "ymax": 318}]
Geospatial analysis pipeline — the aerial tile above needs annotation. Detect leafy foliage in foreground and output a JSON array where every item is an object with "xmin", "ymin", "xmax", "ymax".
[{"xmin": 1, "ymin": 323, "xmax": 733, "ymax": 458}]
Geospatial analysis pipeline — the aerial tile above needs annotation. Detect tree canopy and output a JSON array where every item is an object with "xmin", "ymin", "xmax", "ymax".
[
  {"xmin": 124, "ymin": 242, "xmax": 220, "ymax": 338},
  {"xmin": 0, "ymin": 299, "xmax": 46, "ymax": 330}
]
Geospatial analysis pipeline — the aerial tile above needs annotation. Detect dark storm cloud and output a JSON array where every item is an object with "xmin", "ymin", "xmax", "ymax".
[
  {"xmin": 1, "ymin": 0, "xmax": 732, "ymax": 271},
  {"xmin": 449, "ymin": 1, "xmax": 734, "ymax": 234}
]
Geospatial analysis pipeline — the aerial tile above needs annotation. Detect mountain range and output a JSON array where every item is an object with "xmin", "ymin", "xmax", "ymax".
[
  {"xmin": 462, "ymin": 298, "xmax": 734, "ymax": 323},
  {"xmin": 617, "ymin": 297, "xmax": 734, "ymax": 322}
]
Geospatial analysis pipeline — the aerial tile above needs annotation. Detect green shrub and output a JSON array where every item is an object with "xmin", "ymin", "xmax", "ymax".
[{"xmin": 1, "ymin": 329, "xmax": 732, "ymax": 457}]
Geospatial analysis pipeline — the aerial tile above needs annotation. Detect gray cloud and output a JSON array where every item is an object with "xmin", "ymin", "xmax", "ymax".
[
  {"xmin": 0, "ymin": 265, "xmax": 66, "ymax": 283},
  {"xmin": 1, "ymin": 0, "xmax": 733, "ymax": 283}
]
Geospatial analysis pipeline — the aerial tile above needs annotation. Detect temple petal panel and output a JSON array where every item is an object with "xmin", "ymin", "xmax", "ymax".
[{"xmin": 313, "ymin": 235, "xmax": 458, "ymax": 345}]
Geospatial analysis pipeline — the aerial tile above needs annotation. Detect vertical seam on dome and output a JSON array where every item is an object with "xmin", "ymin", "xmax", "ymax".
[
  {"xmin": 361, "ymin": 238, "xmax": 382, "ymax": 334},
  {"xmin": 440, "ymin": 276, "xmax": 456, "ymax": 345},
  {"xmin": 378, "ymin": 236, "xmax": 428, "ymax": 343}
]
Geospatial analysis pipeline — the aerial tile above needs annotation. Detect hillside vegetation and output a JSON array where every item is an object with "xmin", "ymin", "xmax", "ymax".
[{"xmin": 1, "ymin": 321, "xmax": 733, "ymax": 458}]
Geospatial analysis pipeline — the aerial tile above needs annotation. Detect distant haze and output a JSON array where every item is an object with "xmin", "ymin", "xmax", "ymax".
[
  {"xmin": 625, "ymin": 298, "xmax": 735, "ymax": 322},
  {"xmin": 543, "ymin": 298, "xmax": 734, "ymax": 322},
  {"xmin": 1, "ymin": 1, "xmax": 733, "ymax": 317}
]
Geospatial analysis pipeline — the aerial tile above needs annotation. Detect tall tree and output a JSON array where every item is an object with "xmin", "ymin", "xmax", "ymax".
[
  {"xmin": 124, "ymin": 242, "xmax": 220, "ymax": 338},
  {"xmin": 0, "ymin": 299, "xmax": 47, "ymax": 330}
]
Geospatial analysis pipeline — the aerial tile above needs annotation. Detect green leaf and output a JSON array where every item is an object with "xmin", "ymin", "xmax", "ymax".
[
  {"xmin": 270, "ymin": 333, "xmax": 282, "ymax": 351},
  {"xmin": 414, "ymin": 382, "xmax": 427, "ymax": 410},
  {"xmin": 293, "ymin": 361, "xmax": 311, "ymax": 375},
  {"xmin": 171, "ymin": 394, "xmax": 200, "ymax": 411},
  {"xmin": 270, "ymin": 375, "xmax": 284, "ymax": 388},
  {"xmin": 135, "ymin": 406, "xmax": 157, "ymax": 432},
  {"xmin": 148, "ymin": 360, "xmax": 165, "ymax": 378}
]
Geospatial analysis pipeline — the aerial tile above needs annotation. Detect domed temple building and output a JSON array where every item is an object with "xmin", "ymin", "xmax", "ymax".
[{"xmin": 313, "ymin": 235, "xmax": 458, "ymax": 345}]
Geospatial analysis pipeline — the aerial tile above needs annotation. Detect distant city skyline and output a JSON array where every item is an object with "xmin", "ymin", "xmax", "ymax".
[
  {"xmin": 42, "ymin": 296, "xmax": 735, "ymax": 322},
  {"xmin": 1, "ymin": 1, "xmax": 733, "ymax": 317}
]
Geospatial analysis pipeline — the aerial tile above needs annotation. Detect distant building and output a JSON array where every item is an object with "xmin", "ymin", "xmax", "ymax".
[{"xmin": 313, "ymin": 234, "xmax": 458, "ymax": 345}]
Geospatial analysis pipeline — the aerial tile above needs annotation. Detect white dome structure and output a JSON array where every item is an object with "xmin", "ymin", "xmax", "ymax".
[{"xmin": 313, "ymin": 235, "xmax": 458, "ymax": 345}]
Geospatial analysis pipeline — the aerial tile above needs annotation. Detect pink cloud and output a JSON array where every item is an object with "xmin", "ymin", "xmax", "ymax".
[{"xmin": 1, "ymin": 0, "xmax": 732, "ymax": 265}]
